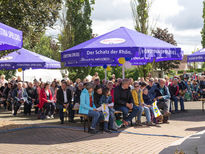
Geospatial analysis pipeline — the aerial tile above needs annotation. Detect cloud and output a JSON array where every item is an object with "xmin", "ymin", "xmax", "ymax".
[
  {"xmin": 166, "ymin": 0, "xmax": 204, "ymax": 30},
  {"xmin": 91, "ymin": 0, "xmax": 132, "ymax": 20}
]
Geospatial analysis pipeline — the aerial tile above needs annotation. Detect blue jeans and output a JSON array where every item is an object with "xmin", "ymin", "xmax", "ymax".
[
  {"xmin": 88, "ymin": 110, "xmax": 103, "ymax": 129},
  {"xmin": 115, "ymin": 105, "xmax": 139, "ymax": 122},
  {"xmin": 172, "ymin": 96, "xmax": 185, "ymax": 111},
  {"xmin": 68, "ymin": 103, "xmax": 75, "ymax": 121},
  {"xmin": 137, "ymin": 106, "xmax": 151, "ymax": 122},
  {"xmin": 172, "ymin": 96, "xmax": 179, "ymax": 112},
  {"xmin": 59, "ymin": 104, "xmax": 64, "ymax": 122},
  {"xmin": 108, "ymin": 108, "xmax": 115, "ymax": 130},
  {"xmin": 179, "ymin": 97, "xmax": 185, "ymax": 111}
]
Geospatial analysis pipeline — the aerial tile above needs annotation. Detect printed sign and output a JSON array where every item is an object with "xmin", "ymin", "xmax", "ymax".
[{"xmin": 100, "ymin": 38, "xmax": 126, "ymax": 44}]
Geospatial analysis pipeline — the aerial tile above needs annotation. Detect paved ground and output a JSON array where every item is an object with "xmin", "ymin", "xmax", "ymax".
[{"xmin": 0, "ymin": 101, "xmax": 205, "ymax": 154}]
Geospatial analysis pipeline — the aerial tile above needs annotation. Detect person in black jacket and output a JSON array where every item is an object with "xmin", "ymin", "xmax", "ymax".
[
  {"xmin": 56, "ymin": 81, "xmax": 72, "ymax": 124},
  {"xmin": 74, "ymin": 82, "xmax": 84, "ymax": 105},
  {"xmin": 93, "ymin": 85, "xmax": 103, "ymax": 108},
  {"xmin": 26, "ymin": 82, "xmax": 38, "ymax": 115},
  {"xmin": 114, "ymin": 79, "xmax": 139, "ymax": 126}
]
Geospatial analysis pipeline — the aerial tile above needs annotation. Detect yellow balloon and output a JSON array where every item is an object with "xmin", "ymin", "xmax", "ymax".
[
  {"xmin": 107, "ymin": 66, "xmax": 111, "ymax": 71},
  {"xmin": 118, "ymin": 57, "xmax": 125, "ymax": 64},
  {"xmin": 18, "ymin": 68, "xmax": 22, "ymax": 72}
]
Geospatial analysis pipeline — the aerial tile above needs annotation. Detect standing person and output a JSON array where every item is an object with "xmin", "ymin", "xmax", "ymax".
[
  {"xmin": 114, "ymin": 79, "xmax": 139, "ymax": 126},
  {"xmin": 12, "ymin": 82, "xmax": 28, "ymax": 116},
  {"xmin": 79, "ymin": 82, "xmax": 103, "ymax": 134},
  {"xmin": 56, "ymin": 81, "xmax": 72, "ymax": 124},
  {"xmin": 26, "ymin": 82, "xmax": 38, "ymax": 115},
  {"xmin": 40, "ymin": 83, "xmax": 54, "ymax": 119}
]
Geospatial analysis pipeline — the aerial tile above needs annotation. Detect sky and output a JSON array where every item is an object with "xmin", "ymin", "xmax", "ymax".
[{"xmin": 47, "ymin": 0, "xmax": 204, "ymax": 55}]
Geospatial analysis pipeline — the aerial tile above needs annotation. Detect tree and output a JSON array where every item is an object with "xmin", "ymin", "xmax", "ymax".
[
  {"xmin": 59, "ymin": 0, "xmax": 95, "ymax": 81},
  {"xmin": 201, "ymin": 0, "xmax": 205, "ymax": 48},
  {"xmin": 131, "ymin": 0, "xmax": 152, "ymax": 78},
  {"xmin": 131, "ymin": 0, "xmax": 150, "ymax": 34},
  {"xmin": 0, "ymin": 0, "xmax": 62, "ymax": 53},
  {"xmin": 24, "ymin": 33, "xmax": 60, "ymax": 61},
  {"xmin": 152, "ymin": 28, "xmax": 180, "ymax": 74}
]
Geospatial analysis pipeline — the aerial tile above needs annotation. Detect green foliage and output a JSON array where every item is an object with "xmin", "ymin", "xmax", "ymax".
[
  {"xmin": 131, "ymin": 0, "xmax": 152, "ymax": 78},
  {"xmin": 59, "ymin": 0, "xmax": 95, "ymax": 81},
  {"xmin": 131, "ymin": 0, "xmax": 150, "ymax": 34},
  {"xmin": 152, "ymin": 27, "xmax": 180, "ymax": 74},
  {"xmin": 0, "ymin": 70, "xmax": 16, "ymax": 80},
  {"xmin": 24, "ymin": 33, "xmax": 60, "ymax": 61},
  {"xmin": 0, "ymin": 0, "xmax": 62, "ymax": 36},
  {"xmin": 202, "ymin": 0, "xmax": 205, "ymax": 48}
]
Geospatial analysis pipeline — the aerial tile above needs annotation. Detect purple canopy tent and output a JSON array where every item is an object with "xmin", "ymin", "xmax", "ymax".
[
  {"xmin": 61, "ymin": 27, "xmax": 182, "ymax": 79},
  {"xmin": 0, "ymin": 48, "xmax": 61, "ymax": 81},
  {"xmin": 187, "ymin": 48, "xmax": 205, "ymax": 62},
  {"xmin": 61, "ymin": 27, "xmax": 182, "ymax": 62},
  {"xmin": 0, "ymin": 22, "xmax": 23, "ymax": 51}
]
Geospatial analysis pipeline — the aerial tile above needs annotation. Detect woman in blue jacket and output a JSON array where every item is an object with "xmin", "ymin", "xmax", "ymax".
[{"xmin": 79, "ymin": 82, "xmax": 103, "ymax": 134}]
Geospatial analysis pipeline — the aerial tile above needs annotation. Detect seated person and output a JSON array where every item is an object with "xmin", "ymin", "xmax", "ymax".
[
  {"xmin": 114, "ymin": 79, "xmax": 139, "ymax": 127},
  {"xmin": 26, "ymin": 82, "xmax": 38, "ymax": 115},
  {"xmin": 12, "ymin": 82, "xmax": 28, "ymax": 116},
  {"xmin": 79, "ymin": 82, "xmax": 103, "ymax": 134},
  {"xmin": 99, "ymin": 88, "xmax": 116, "ymax": 132},
  {"xmin": 56, "ymin": 81, "xmax": 72, "ymax": 124},
  {"xmin": 143, "ymin": 88, "xmax": 156, "ymax": 123},
  {"xmin": 40, "ymin": 83, "xmax": 55, "ymax": 119},
  {"xmin": 178, "ymin": 77, "xmax": 186, "ymax": 112},
  {"xmin": 132, "ymin": 82, "xmax": 154, "ymax": 126},
  {"xmin": 152, "ymin": 79, "xmax": 171, "ymax": 123},
  {"xmin": 169, "ymin": 78, "xmax": 180, "ymax": 113}
]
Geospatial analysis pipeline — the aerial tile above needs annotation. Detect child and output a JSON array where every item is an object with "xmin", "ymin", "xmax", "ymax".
[
  {"xmin": 99, "ymin": 88, "xmax": 115, "ymax": 133},
  {"xmin": 143, "ymin": 88, "xmax": 156, "ymax": 125}
]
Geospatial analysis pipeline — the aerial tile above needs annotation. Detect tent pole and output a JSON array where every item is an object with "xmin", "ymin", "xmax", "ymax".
[
  {"xmin": 22, "ymin": 70, "xmax": 24, "ymax": 82},
  {"xmin": 122, "ymin": 64, "xmax": 125, "ymax": 79},
  {"xmin": 105, "ymin": 69, "xmax": 107, "ymax": 81}
]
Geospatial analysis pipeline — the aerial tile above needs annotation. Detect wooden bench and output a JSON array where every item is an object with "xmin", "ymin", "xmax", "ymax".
[
  {"xmin": 199, "ymin": 98, "xmax": 205, "ymax": 112},
  {"xmin": 72, "ymin": 108, "xmax": 91, "ymax": 132}
]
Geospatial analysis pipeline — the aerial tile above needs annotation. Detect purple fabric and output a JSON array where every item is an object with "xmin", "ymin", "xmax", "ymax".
[
  {"xmin": 187, "ymin": 48, "xmax": 205, "ymax": 62},
  {"xmin": 0, "ymin": 22, "xmax": 23, "ymax": 51},
  {"xmin": 61, "ymin": 27, "xmax": 182, "ymax": 62},
  {"xmin": 0, "ymin": 48, "xmax": 61, "ymax": 69}
]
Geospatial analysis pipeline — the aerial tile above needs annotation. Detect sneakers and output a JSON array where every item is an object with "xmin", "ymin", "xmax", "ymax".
[
  {"xmin": 50, "ymin": 115, "xmax": 54, "ymax": 119},
  {"xmin": 46, "ymin": 116, "xmax": 50, "ymax": 119}
]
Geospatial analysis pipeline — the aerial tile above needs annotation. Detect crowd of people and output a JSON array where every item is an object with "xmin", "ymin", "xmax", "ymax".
[{"xmin": 0, "ymin": 71, "xmax": 205, "ymax": 134}]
